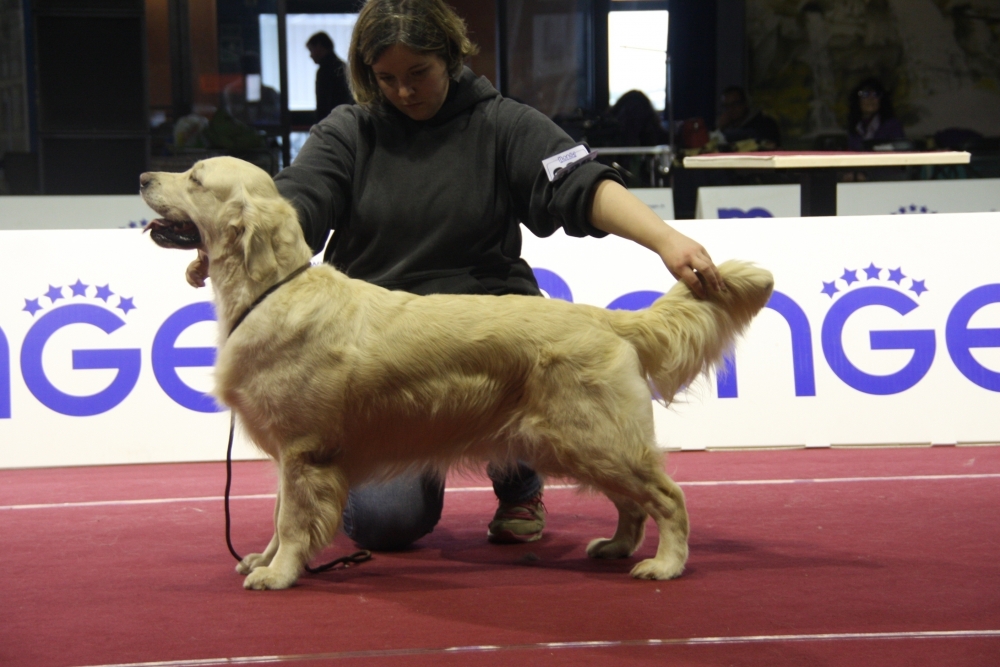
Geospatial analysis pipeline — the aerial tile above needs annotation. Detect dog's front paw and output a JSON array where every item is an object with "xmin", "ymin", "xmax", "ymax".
[
  {"xmin": 586, "ymin": 537, "xmax": 636, "ymax": 559},
  {"xmin": 236, "ymin": 553, "xmax": 271, "ymax": 575},
  {"xmin": 630, "ymin": 557, "xmax": 684, "ymax": 581},
  {"xmin": 243, "ymin": 566, "xmax": 297, "ymax": 590}
]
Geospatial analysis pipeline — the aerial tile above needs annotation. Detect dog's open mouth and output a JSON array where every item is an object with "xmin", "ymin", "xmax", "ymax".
[{"xmin": 144, "ymin": 217, "xmax": 202, "ymax": 249}]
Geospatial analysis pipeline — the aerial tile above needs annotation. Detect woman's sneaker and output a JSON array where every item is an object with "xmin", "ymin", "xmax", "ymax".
[{"xmin": 487, "ymin": 494, "xmax": 546, "ymax": 543}]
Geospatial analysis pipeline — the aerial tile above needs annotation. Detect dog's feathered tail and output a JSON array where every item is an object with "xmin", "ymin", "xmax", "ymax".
[{"xmin": 606, "ymin": 260, "xmax": 774, "ymax": 403}]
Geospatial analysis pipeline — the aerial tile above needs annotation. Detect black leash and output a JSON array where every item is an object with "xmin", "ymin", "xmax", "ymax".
[
  {"xmin": 222, "ymin": 263, "xmax": 371, "ymax": 574},
  {"xmin": 224, "ymin": 412, "xmax": 371, "ymax": 573}
]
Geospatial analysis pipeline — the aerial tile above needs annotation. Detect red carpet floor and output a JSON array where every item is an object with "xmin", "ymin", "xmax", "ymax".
[{"xmin": 2, "ymin": 446, "xmax": 999, "ymax": 666}]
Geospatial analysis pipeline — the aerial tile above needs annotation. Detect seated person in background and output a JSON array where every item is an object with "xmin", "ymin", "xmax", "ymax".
[
  {"xmin": 607, "ymin": 90, "xmax": 670, "ymax": 187},
  {"xmin": 223, "ymin": 53, "xmax": 280, "ymax": 126},
  {"xmin": 611, "ymin": 90, "xmax": 668, "ymax": 147},
  {"xmin": 847, "ymin": 77, "xmax": 905, "ymax": 151},
  {"xmin": 716, "ymin": 86, "xmax": 780, "ymax": 150}
]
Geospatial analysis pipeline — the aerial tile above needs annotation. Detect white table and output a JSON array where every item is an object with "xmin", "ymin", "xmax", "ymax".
[{"xmin": 683, "ymin": 151, "xmax": 972, "ymax": 216}]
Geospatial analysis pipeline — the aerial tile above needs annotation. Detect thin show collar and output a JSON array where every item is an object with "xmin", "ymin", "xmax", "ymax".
[{"xmin": 229, "ymin": 263, "xmax": 312, "ymax": 337}]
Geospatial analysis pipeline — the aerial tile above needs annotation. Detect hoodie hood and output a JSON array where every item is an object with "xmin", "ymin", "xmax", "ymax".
[{"xmin": 379, "ymin": 66, "xmax": 500, "ymax": 127}]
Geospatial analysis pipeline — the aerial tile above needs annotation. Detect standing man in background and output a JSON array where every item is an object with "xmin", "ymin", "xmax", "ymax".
[{"xmin": 307, "ymin": 32, "xmax": 353, "ymax": 122}]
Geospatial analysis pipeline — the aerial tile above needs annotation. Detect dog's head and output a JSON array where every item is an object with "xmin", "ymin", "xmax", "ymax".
[{"xmin": 140, "ymin": 156, "xmax": 301, "ymax": 288}]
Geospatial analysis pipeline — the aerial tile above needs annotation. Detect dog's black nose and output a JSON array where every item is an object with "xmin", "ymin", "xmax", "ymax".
[{"xmin": 139, "ymin": 172, "xmax": 153, "ymax": 189}]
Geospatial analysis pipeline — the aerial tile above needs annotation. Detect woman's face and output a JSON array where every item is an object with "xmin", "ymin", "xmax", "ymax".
[
  {"xmin": 372, "ymin": 43, "xmax": 450, "ymax": 121},
  {"xmin": 859, "ymin": 89, "xmax": 881, "ymax": 118}
]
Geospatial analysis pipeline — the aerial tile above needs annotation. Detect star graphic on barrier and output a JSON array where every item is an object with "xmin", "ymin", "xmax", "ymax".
[
  {"xmin": 909, "ymin": 279, "xmax": 928, "ymax": 297},
  {"xmin": 45, "ymin": 285, "xmax": 65, "ymax": 303},
  {"xmin": 23, "ymin": 298, "xmax": 43, "ymax": 316},
  {"xmin": 821, "ymin": 263, "xmax": 925, "ymax": 303},
  {"xmin": 95, "ymin": 284, "xmax": 114, "ymax": 302},
  {"xmin": 117, "ymin": 296, "xmax": 137, "ymax": 314},
  {"xmin": 70, "ymin": 279, "xmax": 89, "ymax": 297},
  {"xmin": 894, "ymin": 205, "xmax": 934, "ymax": 215}
]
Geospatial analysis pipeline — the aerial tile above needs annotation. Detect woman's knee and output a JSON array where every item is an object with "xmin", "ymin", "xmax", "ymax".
[{"xmin": 342, "ymin": 473, "xmax": 444, "ymax": 551}]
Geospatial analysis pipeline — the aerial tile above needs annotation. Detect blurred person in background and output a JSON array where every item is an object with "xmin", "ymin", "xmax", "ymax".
[
  {"xmin": 847, "ymin": 77, "xmax": 905, "ymax": 151},
  {"xmin": 607, "ymin": 90, "xmax": 669, "ymax": 187},
  {"xmin": 307, "ymin": 32, "xmax": 354, "ymax": 122},
  {"xmin": 716, "ymin": 86, "xmax": 780, "ymax": 150}
]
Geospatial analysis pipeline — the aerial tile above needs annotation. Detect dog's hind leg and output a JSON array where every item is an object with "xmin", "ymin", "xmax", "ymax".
[
  {"xmin": 551, "ymin": 425, "xmax": 688, "ymax": 579},
  {"xmin": 586, "ymin": 494, "xmax": 647, "ymax": 559},
  {"xmin": 236, "ymin": 488, "xmax": 282, "ymax": 575},
  {"xmin": 537, "ymin": 428, "xmax": 688, "ymax": 578},
  {"xmin": 578, "ymin": 463, "xmax": 688, "ymax": 579},
  {"xmin": 629, "ymin": 471, "xmax": 689, "ymax": 580},
  {"xmin": 243, "ymin": 446, "xmax": 348, "ymax": 591}
]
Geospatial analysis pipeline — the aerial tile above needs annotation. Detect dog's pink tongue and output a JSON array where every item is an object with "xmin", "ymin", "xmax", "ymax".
[{"xmin": 143, "ymin": 219, "xmax": 167, "ymax": 234}]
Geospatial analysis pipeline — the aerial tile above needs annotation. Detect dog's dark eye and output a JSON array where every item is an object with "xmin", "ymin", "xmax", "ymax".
[{"xmin": 190, "ymin": 173, "xmax": 202, "ymax": 187}]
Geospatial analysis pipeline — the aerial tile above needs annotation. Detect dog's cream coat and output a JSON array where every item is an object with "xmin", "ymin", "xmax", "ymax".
[{"xmin": 140, "ymin": 156, "xmax": 774, "ymax": 590}]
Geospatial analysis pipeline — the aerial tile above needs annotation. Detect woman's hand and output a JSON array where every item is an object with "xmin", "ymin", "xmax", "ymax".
[
  {"xmin": 589, "ymin": 180, "xmax": 724, "ymax": 299},
  {"xmin": 654, "ymin": 226, "xmax": 723, "ymax": 299}
]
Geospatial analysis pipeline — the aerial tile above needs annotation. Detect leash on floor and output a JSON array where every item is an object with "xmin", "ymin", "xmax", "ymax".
[{"xmin": 224, "ymin": 412, "xmax": 372, "ymax": 574}]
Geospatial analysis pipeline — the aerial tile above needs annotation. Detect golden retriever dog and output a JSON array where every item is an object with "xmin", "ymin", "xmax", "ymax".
[{"xmin": 140, "ymin": 156, "xmax": 773, "ymax": 591}]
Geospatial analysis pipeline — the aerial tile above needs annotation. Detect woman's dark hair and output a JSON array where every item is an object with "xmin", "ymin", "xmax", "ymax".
[
  {"xmin": 611, "ymin": 90, "xmax": 666, "ymax": 146},
  {"xmin": 848, "ymin": 77, "xmax": 896, "ymax": 133},
  {"xmin": 348, "ymin": 0, "xmax": 479, "ymax": 108}
]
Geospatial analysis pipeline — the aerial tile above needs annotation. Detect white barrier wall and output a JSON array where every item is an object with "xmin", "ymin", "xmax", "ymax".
[
  {"xmin": 696, "ymin": 184, "xmax": 800, "ymax": 219},
  {"xmin": 837, "ymin": 179, "xmax": 1000, "ymax": 216},
  {"xmin": 1, "ymin": 214, "xmax": 998, "ymax": 468},
  {"xmin": 523, "ymin": 215, "xmax": 1000, "ymax": 450},
  {"xmin": 630, "ymin": 188, "xmax": 675, "ymax": 220},
  {"xmin": 696, "ymin": 178, "xmax": 1000, "ymax": 218},
  {"xmin": 0, "ymin": 195, "xmax": 152, "ymax": 230}
]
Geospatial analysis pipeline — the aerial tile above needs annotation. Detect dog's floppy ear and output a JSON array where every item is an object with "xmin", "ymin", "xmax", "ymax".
[
  {"xmin": 232, "ymin": 187, "xmax": 279, "ymax": 284},
  {"xmin": 186, "ymin": 250, "xmax": 210, "ymax": 288}
]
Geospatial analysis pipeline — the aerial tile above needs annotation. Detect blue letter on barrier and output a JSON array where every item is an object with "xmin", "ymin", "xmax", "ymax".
[
  {"xmin": 21, "ymin": 304, "xmax": 141, "ymax": 416},
  {"xmin": 0, "ymin": 326, "xmax": 9, "ymax": 418},
  {"xmin": 152, "ymin": 302, "xmax": 221, "ymax": 412},
  {"xmin": 821, "ymin": 287, "xmax": 935, "ymax": 395},
  {"xmin": 718, "ymin": 208, "xmax": 774, "ymax": 219},
  {"xmin": 769, "ymin": 291, "xmax": 816, "ymax": 397},
  {"xmin": 532, "ymin": 268, "xmax": 574, "ymax": 302},
  {"xmin": 717, "ymin": 355, "xmax": 739, "ymax": 398},
  {"xmin": 716, "ymin": 291, "xmax": 815, "ymax": 398},
  {"xmin": 946, "ymin": 284, "xmax": 1000, "ymax": 392}
]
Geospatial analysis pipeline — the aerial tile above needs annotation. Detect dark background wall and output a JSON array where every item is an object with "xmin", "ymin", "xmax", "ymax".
[
  {"xmin": 31, "ymin": 0, "xmax": 149, "ymax": 194},
  {"xmin": 668, "ymin": 0, "xmax": 718, "ymax": 126},
  {"xmin": 4, "ymin": 0, "xmax": 999, "ymax": 195}
]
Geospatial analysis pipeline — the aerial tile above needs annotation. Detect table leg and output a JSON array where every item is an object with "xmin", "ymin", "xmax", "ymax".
[{"xmin": 800, "ymin": 168, "xmax": 838, "ymax": 217}]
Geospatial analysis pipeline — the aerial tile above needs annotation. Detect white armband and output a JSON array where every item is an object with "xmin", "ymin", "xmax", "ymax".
[{"xmin": 542, "ymin": 145, "xmax": 598, "ymax": 183}]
